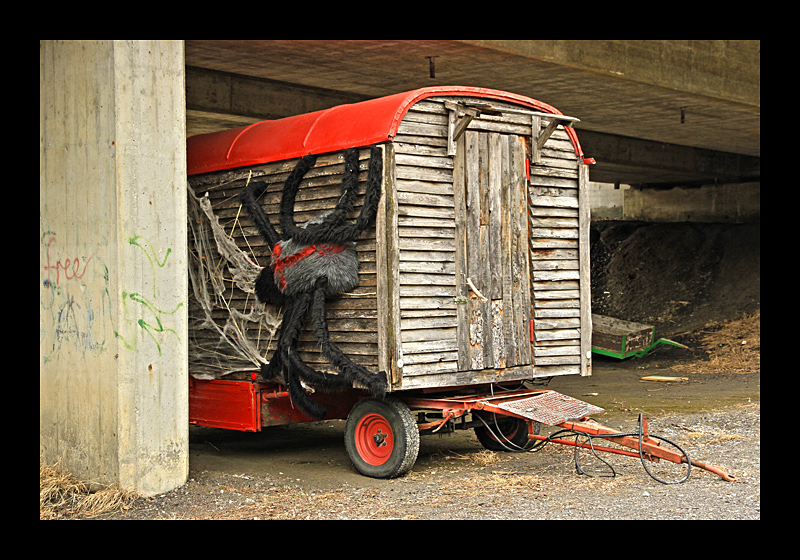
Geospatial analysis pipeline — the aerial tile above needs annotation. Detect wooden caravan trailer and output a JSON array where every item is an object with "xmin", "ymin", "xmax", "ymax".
[{"xmin": 187, "ymin": 86, "xmax": 595, "ymax": 477}]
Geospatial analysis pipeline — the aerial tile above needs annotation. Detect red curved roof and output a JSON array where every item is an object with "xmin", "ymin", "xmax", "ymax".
[{"xmin": 186, "ymin": 86, "xmax": 586, "ymax": 176}]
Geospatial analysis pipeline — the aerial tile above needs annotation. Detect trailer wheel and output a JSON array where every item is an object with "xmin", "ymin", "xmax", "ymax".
[
  {"xmin": 344, "ymin": 398, "xmax": 419, "ymax": 479},
  {"xmin": 475, "ymin": 417, "xmax": 534, "ymax": 451}
]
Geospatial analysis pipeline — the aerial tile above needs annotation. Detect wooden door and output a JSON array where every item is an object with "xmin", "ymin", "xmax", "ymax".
[{"xmin": 453, "ymin": 131, "xmax": 531, "ymax": 372}]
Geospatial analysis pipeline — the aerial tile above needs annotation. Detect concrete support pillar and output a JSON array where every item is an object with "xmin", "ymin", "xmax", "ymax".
[{"xmin": 40, "ymin": 40, "xmax": 188, "ymax": 496}]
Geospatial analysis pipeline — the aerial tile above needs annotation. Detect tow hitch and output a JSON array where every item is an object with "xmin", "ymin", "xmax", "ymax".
[
  {"xmin": 536, "ymin": 413, "xmax": 737, "ymax": 483},
  {"xmin": 488, "ymin": 391, "xmax": 737, "ymax": 483},
  {"xmin": 405, "ymin": 389, "xmax": 737, "ymax": 484}
]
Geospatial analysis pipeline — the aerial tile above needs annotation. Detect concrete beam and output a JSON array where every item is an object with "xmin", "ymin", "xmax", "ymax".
[
  {"xmin": 459, "ymin": 40, "xmax": 760, "ymax": 107},
  {"xmin": 40, "ymin": 40, "xmax": 188, "ymax": 496},
  {"xmin": 185, "ymin": 64, "xmax": 761, "ymax": 189},
  {"xmin": 186, "ymin": 65, "xmax": 369, "ymax": 123},
  {"xmin": 579, "ymin": 129, "xmax": 760, "ymax": 187}
]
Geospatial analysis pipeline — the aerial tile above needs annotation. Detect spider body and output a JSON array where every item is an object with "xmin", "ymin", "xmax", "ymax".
[
  {"xmin": 272, "ymin": 231, "xmax": 359, "ymax": 297},
  {"xmin": 241, "ymin": 147, "xmax": 387, "ymax": 419}
]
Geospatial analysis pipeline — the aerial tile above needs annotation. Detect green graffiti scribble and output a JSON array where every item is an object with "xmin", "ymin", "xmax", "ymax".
[
  {"xmin": 128, "ymin": 235, "xmax": 172, "ymax": 298},
  {"xmin": 115, "ymin": 291, "xmax": 184, "ymax": 355},
  {"xmin": 116, "ymin": 236, "xmax": 183, "ymax": 356}
]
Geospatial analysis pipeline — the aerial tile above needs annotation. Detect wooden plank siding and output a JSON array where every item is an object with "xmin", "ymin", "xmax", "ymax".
[
  {"xmin": 392, "ymin": 105, "xmax": 458, "ymax": 387},
  {"xmin": 528, "ymin": 126, "xmax": 586, "ymax": 376},
  {"xmin": 391, "ymin": 98, "xmax": 588, "ymax": 389}
]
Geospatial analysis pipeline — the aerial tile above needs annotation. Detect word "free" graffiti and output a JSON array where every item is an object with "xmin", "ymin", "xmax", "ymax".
[{"xmin": 42, "ymin": 235, "xmax": 92, "ymax": 287}]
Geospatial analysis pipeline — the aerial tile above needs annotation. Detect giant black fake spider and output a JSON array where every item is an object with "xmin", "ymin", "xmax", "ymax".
[{"xmin": 240, "ymin": 147, "xmax": 388, "ymax": 419}]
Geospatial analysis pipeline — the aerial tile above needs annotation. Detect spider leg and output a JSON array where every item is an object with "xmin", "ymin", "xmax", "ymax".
[
  {"xmin": 288, "ymin": 149, "xmax": 361, "ymax": 245},
  {"xmin": 311, "ymin": 277, "xmax": 388, "ymax": 398},
  {"xmin": 353, "ymin": 146, "xmax": 384, "ymax": 233},
  {"xmin": 279, "ymin": 154, "xmax": 317, "ymax": 240},
  {"xmin": 284, "ymin": 349, "xmax": 328, "ymax": 419},
  {"xmin": 309, "ymin": 145, "xmax": 384, "ymax": 244},
  {"xmin": 253, "ymin": 264, "xmax": 285, "ymax": 306},
  {"xmin": 240, "ymin": 181, "xmax": 280, "ymax": 247},
  {"xmin": 240, "ymin": 181, "xmax": 286, "ymax": 306},
  {"xmin": 261, "ymin": 297, "xmax": 298, "ymax": 382},
  {"xmin": 274, "ymin": 292, "xmax": 327, "ymax": 418},
  {"xmin": 278, "ymin": 291, "xmax": 348, "ymax": 419},
  {"xmin": 324, "ymin": 148, "xmax": 361, "ymax": 226}
]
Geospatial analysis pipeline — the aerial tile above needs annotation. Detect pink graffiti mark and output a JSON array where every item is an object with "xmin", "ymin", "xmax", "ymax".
[{"xmin": 42, "ymin": 236, "xmax": 93, "ymax": 287}]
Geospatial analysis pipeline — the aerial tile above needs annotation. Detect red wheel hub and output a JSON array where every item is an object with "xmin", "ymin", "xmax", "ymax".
[{"xmin": 354, "ymin": 413, "xmax": 394, "ymax": 466}]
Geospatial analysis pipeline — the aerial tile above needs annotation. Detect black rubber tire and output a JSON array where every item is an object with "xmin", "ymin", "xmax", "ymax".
[
  {"xmin": 474, "ymin": 416, "xmax": 534, "ymax": 451},
  {"xmin": 344, "ymin": 398, "xmax": 419, "ymax": 479}
]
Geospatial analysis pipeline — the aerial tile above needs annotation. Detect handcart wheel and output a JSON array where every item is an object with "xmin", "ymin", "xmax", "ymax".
[
  {"xmin": 475, "ymin": 416, "xmax": 534, "ymax": 451},
  {"xmin": 344, "ymin": 398, "xmax": 419, "ymax": 479}
]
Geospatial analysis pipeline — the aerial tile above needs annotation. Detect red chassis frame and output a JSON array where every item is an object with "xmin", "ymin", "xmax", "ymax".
[
  {"xmin": 188, "ymin": 378, "xmax": 735, "ymax": 482},
  {"xmin": 189, "ymin": 377, "xmax": 363, "ymax": 431}
]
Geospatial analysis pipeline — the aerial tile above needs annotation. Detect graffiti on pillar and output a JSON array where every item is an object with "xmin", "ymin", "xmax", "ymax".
[
  {"xmin": 41, "ymin": 230, "xmax": 184, "ymax": 360},
  {"xmin": 114, "ymin": 235, "xmax": 184, "ymax": 356},
  {"xmin": 40, "ymin": 231, "xmax": 113, "ymax": 362}
]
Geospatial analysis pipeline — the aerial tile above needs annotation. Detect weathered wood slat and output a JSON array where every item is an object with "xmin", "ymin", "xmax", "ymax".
[
  {"xmin": 535, "ymin": 364, "xmax": 581, "ymax": 376},
  {"xmin": 532, "ymin": 269, "xmax": 581, "ymax": 282},
  {"xmin": 395, "ymin": 153, "xmax": 454, "ymax": 170},
  {"xmin": 530, "ymin": 195, "xmax": 578, "ymax": 209},
  {"xmin": 534, "ymin": 308, "xmax": 580, "ymax": 319},
  {"xmin": 529, "ymin": 216, "xmax": 579, "ymax": 229},
  {"xmin": 401, "ymin": 362, "xmax": 459, "ymax": 376},
  {"xmin": 396, "ymin": 191, "xmax": 453, "ymax": 208},
  {"xmin": 400, "ymin": 249, "xmax": 455, "ymax": 262},
  {"xmin": 529, "ymin": 227, "xmax": 579, "ymax": 239},
  {"xmin": 396, "ymin": 164, "xmax": 454, "ymax": 183},
  {"xmin": 531, "ymin": 259, "xmax": 579, "ymax": 270},
  {"xmin": 530, "ymin": 238, "xmax": 578, "ymax": 250},
  {"xmin": 397, "ymin": 260, "xmax": 456, "ymax": 275},
  {"xmin": 392, "ymin": 134, "xmax": 448, "ymax": 148},
  {"xmin": 534, "ymin": 344, "xmax": 581, "ymax": 356},
  {"xmin": 533, "ymin": 279, "xmax": 580, "ymax": 291},
  {"xmin": 534, "ymin": 328, "xmax": 580, "ymax": 340},
  {"xmin": 397, "ymin": 365, "xmax": 548, "ymax": 390},
  {"xmin": 400, "ymin": 285, "xmax": 456, "ymax": 298},
  {"xmin": 393, "ymin": 142, "xmax": 449, "ymax": 157},
  {"xmin": 402, "ymin": 351, "xmax": 458, "ymax": 366},
  {"xmin": 401, "ymin": 327, "xmax": 457, "ymax": 343},
  {"xmin": 396, "ymin": 180, "xmax": 454, "ymax": 196},
  {"xmin": 402, "ymin": 338, "xmax": 458, "ymax": 353},
  {"xmin": 534, "ymin": 317, "xmax": 581, "ymax": 329},
  {"xmin": 528, "ymin": 174, "xmax": 580, "ymax": 189},
  {"xmin": 396, "ymin": 120, "xmax": 448, "ymax": 138},
  {"xmin": 399, "ymin": 296, "xmax": 457, "ymax": 310},
  {"xmin": 397, "ymin": 237, "xmax": 456, "ymax": 251},
  {"xmin": 529, "ymin": 206, "xmax": 578, "ymax": 218}
]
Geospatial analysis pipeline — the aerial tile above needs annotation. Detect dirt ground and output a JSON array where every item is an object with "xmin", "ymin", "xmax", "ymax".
[
  {"xmin": 98, "ymin": 369, "xmax": 759, "ymax": 520},
  {"xmin": 91, "ymin": 344, "xmax": 759, "ymax": 520},
  {"xmin": 46, "ymin": 221, "xmax": 760, "ymax": 520},
  {"xmin": 591, "ymin": 221, "xmax": 760, "ymax": 336}
]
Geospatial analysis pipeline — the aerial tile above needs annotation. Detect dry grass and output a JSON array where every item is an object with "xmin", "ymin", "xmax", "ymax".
[
  {"xmin": 40, "ymin": 459, "xmax": 139, "ymax": 520},
  {"xmin": 468, "ymin": 449, "xmax": 506, "ymax": 467},
  {"xmin": 675, "ymin": 310, "xmax": 760, "ymax": 374},
  {"xmin": 479, "ymin": 470, "xmax": 545, "ymax": 490}
]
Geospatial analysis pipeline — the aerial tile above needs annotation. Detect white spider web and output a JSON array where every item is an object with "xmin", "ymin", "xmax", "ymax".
[{"xmin": 186, "ymin": 188, "xmax": 281, "ymax": 379}]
